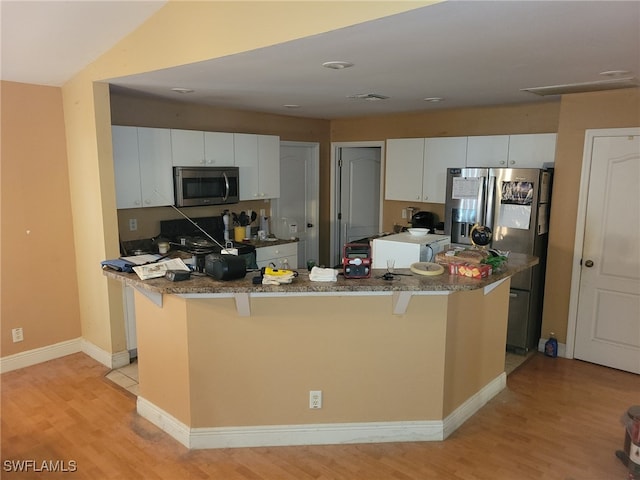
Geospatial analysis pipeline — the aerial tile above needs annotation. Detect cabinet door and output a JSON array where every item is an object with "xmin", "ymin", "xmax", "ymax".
[
  {"xmin": 423, "ymin": 137, "xmax": 467, "ymax": 203},
  {"xmin": 234, "ymin": 133, "xmax": 259, "ymax": 200},
  {"xmin": 112, "ymin": 126, "xmax": 142, "ymax": 209},
  {"xmin": 257, "ymin": 134, "xmax": 280, "ymax": 199},
  {"xmin": 507, "ymin": 133, "xmax": 557, "ymax": 168},
  {"xmin": 385, "ymin": 138, "xmax": 424, "ymax": 201},
  {"xmin": 466, "ymin": 135, "xmax": 509, "ymax": 167},
  {"xmin": 204, "ymin": 131, "xmax": 235, "ymax": 166},
  {"xmin": 138, "ymin": 128, "xmax": 174, "ymax": 207},
  {"xmin": 171, "ymin": 129, "xmax": 205, "ymax": 166}
]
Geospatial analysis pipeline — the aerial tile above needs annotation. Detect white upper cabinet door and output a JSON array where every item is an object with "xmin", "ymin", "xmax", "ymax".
[
  {"xmin": 171, "ymin": 129, "xmax": 206, "ymax": 166},
  {"xmin": 204, "ymin": 131, "xmax": 235, "ymax": 166},
  {"xmin": 234, "ymin": 133, "xmax": 280, "ymax": 200},
  {"xmin": 138, "ymin": 127, "xmax": 174, "ymax": 207},
  {"xmin": 257, "ymin": 134, "xmax": 280, "ymax": 199},
  {"xmin": 112, "ymin": 126, "xmax": 143, "ymax": 209},
  {"xmin": 423, "ymin": 137, "xmax": 467, "ymax": 203},
  {"xmin": 507, "ymin": 133, "xmax": 557, "ymax": 168},
  {"xmin": 466, "ymin": 135, "xmax": 509, "ymax": 167},
  {"xmin": 385, "ymin": 138, "xmax": 425, "ymax": 201},
  {"xmin": 234, "ymin": 133, "xmax": 259, "ymax": 200}
]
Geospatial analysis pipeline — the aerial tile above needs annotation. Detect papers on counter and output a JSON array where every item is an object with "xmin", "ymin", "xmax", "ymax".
[
  {"xmin": 132, "ymin": 258, "xmax": 190, "ymax": 280},
  {"xmin": 120, "ymin": 254, "xmax": 162, "ymax": 265}
]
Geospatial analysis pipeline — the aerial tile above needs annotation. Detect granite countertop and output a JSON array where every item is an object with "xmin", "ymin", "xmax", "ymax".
[{"xmin": 103, "ymin": 252, "xmax": 538, "ymax": 296}]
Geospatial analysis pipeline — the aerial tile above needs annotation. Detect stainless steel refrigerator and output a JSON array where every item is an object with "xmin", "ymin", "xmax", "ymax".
[{"xmin": 444, "ymin": 167, "xmax": 552, "ymax": 353}]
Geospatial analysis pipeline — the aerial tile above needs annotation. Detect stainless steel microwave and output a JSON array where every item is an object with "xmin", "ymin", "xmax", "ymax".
[{"xmin": 173, "ymin": 166, "xmax": 239, "ymax": 207}]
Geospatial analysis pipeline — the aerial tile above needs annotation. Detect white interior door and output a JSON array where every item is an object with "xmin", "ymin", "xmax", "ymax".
[
  {"xmin": 272, "ymin": 142, "xmax": 319, "ymax": 268},
  {"xmin": 574, "ymin": 133, "xmax": 640, "ymax": 374},
  {"xmin": 336, "ymin": 147, "xmax": 381, "ymax": 263}
]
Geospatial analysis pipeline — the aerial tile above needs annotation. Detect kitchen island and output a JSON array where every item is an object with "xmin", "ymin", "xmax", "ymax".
[{"xmin": 104, "ymin": 254, "xmax": 537, "ymax": 449}]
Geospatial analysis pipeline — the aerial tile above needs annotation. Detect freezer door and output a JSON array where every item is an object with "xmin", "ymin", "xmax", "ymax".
[{"xmin": 445, "ymin": 168, "xmax": 489, "ymax": 245}]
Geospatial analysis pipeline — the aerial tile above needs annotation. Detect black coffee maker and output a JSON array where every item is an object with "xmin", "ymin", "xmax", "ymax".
[{"xmin": 410, "ymin": 211, "xmax": 435, "ymax": 231}]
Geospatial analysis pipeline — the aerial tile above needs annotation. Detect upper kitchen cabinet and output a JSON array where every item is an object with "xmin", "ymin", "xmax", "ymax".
[
  {"xmin": 234, "ymin": 133, "xmax": 280, "ymax": 200},
  {"xmin": 423, "ymin": 137, "xmax": 467, "ymax": 203},
  {"xmin": 112, "ymin": 126, "xmax": 174, "ymax": 209},
  {"xmin": 507, "ymin": 133, "xmax": 557, "ymax": 168},
  {"xmin": 171, "ymin": 129, "xmax": 234, "ymax": 166},
  {"xmin": 466, "ymin": 134, "xmax": 557, "ymax": 168},
  {"xmin": 466, "ymin": 135, "xmax": 510, "ymax": 167},
  {"xmin": 385, "ymin": 138, "xmax": 424, "ymax": 201},
  {"xmin": 385, "ymin": 137, "xmax": 466, "ymax": 203}
]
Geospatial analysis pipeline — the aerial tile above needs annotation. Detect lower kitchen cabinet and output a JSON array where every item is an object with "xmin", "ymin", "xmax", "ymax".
[{"xmin": 256, "ymin": 242, "xmax": 298, "ymax": 269}]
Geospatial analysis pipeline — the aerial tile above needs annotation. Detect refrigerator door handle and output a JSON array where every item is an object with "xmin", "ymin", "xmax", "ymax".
[
  {"xmin": 486, "ymin": 175, "xmax": 496, "ymax": 229},
  {"xmin": 477, "ymin": 176, "xmax": 487, "ymax": 226}
]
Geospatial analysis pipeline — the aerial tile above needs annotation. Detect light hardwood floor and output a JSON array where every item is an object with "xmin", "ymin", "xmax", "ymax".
[{"xmin": 2, "ymin": 352, "xmax": 638, "ymax": 479}]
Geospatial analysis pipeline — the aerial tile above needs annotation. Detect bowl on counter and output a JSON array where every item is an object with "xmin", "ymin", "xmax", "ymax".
[{"xmin": 407, "ymin": 228, "xmax": 429, "ymax": 237}]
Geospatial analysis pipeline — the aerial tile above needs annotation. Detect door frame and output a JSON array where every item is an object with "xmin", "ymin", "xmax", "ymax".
[
  {"xmin": 566, "ymin": 127, "xmax": 640, "ymax": 359},
  {"xmin": 329, "ymin": 141, "xmax": 385, "ymax": 265}
]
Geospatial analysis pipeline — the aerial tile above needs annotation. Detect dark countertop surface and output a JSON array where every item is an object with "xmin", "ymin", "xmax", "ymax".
[{"xmin": 103, "ymin": 252, "xmax": 538, "ymax": 296}]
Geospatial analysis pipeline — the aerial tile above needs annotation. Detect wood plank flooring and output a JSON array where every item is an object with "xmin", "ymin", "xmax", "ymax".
[{"xmin": 1, "ymin": 352, "xmax": 638, "ymax": 479}]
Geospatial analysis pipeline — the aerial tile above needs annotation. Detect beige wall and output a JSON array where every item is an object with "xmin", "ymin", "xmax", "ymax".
[
  {"xmin": 135, "ymin": 287, "xmax": 508, "ymax": 428},
  {"xmin": 1, "ymin": 81, "xmax": 81, "ymax": 355},
  {"xmin": 542, "ymin": 88, "xmax": 640, "ymax": 342}
]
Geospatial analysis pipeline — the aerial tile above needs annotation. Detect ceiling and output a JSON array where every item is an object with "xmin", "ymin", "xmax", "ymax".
[{"xmin": 2, "ymin": 1, "xmax": 639, "ymax": 119}]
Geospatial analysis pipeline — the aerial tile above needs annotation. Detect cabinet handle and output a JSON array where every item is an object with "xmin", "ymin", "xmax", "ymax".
[{"xmin": 510, "ymin": 160, "xmax": 516, "ymax": 165}]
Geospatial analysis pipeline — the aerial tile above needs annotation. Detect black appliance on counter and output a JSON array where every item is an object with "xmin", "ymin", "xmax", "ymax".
[
  {"xmin": 159, "ymin": 216, "xmax": 257, "ymax": 272},
  {"xmin": 410, "ymin": 211, "xmax": 435, "ymax": 231}
]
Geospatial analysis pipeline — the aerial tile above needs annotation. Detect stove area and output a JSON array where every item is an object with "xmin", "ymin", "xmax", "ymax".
[{"xmin": 159, "ymin": 216, "xmax": 257, "ymax": 272}]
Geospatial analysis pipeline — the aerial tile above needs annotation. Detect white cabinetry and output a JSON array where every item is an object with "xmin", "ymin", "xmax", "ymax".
[
  {"xmin": 385, "ymin": 137, "xmax": 466, "ymax": 203},
  {"xmin": 507, "ymin": 133, "xmax": 557, "ymax": 168},
  {"xmin": 171, "ymin": 129, "xmax": 234, "ymax": 166},
  {"xmin": 112, "ymin": 126, "xmax": 174, "ymax": 209},
  {"xmin": 423, "ymin": 137, "xmax": 467, "ymax": 203},
  {"xmin": 467, "ymin": 134, "xmax": 556, "ymax": 168},
  {"xmin": 234, "ymin": 133, "xmax": 280, "ymax": 200},
  {"xmin": 385, "ymin": 138, "xmax": 424, "ymax": 201},
  {"xmin": 256, "ymin": 242, "xmax": 298, "ymax": 269},
  {"xmin": 466, "ymin": 135, "xmax": 510, "ymax": 167}
]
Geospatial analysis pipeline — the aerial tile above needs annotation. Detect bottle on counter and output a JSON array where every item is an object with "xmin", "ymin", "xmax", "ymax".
[{"xmin": 544, "ymin": 332, "xmax": 558, "ymax": 358}]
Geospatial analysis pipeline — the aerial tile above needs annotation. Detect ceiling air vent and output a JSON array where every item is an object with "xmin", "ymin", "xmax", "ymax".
[
  {"xmin": 347, "ymin": 93, "xmax": 390, "ymax": 101},
  {"xmin": 521, "ymin": 77, "xmax": 638, "ymax": 96}
]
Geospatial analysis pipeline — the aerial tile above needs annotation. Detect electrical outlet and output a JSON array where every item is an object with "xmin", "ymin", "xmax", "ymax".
[
  {"xmin": 129, "ymin": 218, "xmax": 137, "ymax": 231},
  {"xmin": 402, "ymin": 209, "xmax": 407, "ymax": 219},
  {"xmin": 309, "ymin": 390, "xmax": 322, "ymax": 409},
  {"xmin": 12, "ymin": 328, "xmax": 23, "ymax": 343}
]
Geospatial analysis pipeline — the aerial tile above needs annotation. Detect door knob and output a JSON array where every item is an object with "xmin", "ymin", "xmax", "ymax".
[
  {"xmin": 307, "ymin": 223, "xmax": 314, "ymax": 228},
  {"xmin": 584, "ymin": 259, "xmax": 594, "ymax": 267}
]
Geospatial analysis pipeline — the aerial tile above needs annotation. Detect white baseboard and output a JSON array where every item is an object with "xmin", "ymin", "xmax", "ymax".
[
  {"xmin": 137, "ymin": 372, "xmax": 506, "ymax": 449},
  {"xmin": 0, "ymin": 337, "xmax": 82, "ymax": 373},
  {"xmin": 443, "ymin": 372, "xmax": 506, "ymax": 439},
  {"xmin": 80, "ymin": 339, "xmax": 130, "ymax": 369},
  {"xmin": 538, "ymin": 337, "xmax": 567, "ymax": 358},
  {"xmin": 0, "ymin": 338, "xmax": 130, "ymax": 373}
]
